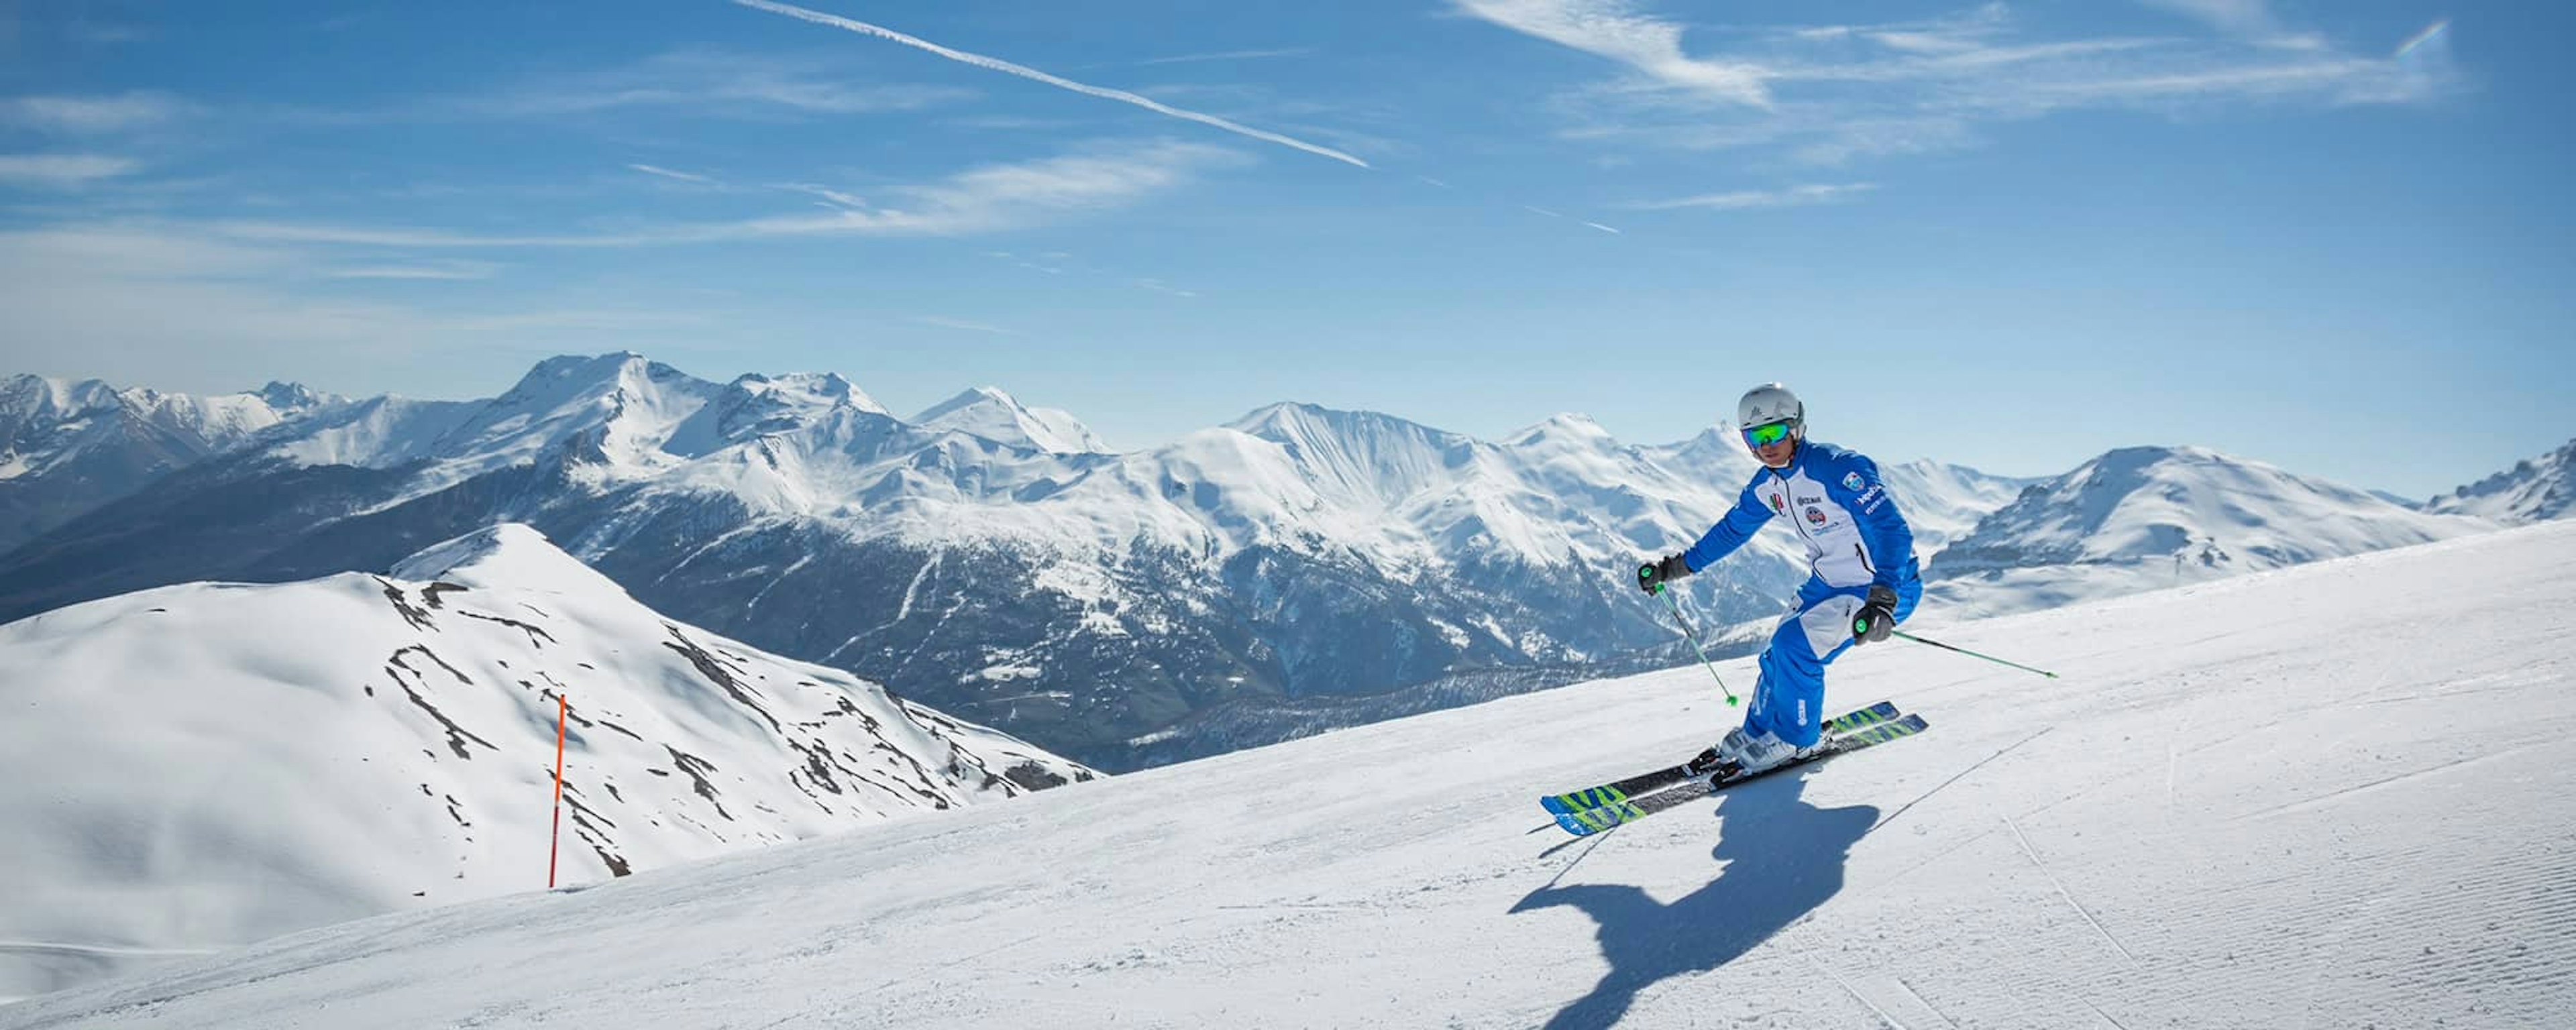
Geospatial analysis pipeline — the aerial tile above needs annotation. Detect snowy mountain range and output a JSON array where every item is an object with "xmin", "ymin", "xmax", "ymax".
[
  {"xmin": 0, "ymin": 374, "xmax": 335, "ymax": 554},
  {"xmin": 0, "ymin": 354, "xmax": 2538, "ymax": 769},
  {"xmin": 0, "ymin": 522, "xmax": 1086, "ymax": 1001},
  {"xmin": 1923, "ymin": 445, "xmax": 2494, "ymax": 619},
  {"xmin": 10, "ymin": 518, "xmax": 2569, "ymax": 1027},
  {"xmin": 2425, "ymin": 437, "xmax": 2576, "ymax": 524}
]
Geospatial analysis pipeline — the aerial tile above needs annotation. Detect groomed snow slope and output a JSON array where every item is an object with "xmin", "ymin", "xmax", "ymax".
[{"xmin": 7, "ymin": 522, "xmax": 2572, "ymax": 1029}]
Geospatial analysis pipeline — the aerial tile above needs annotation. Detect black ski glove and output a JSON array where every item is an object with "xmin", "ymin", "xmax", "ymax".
[
  {"xmin": 1637, "ymin": 554, "xmax": 1692, "ymax": 595},
  {"xmin": 1851, "ymin": 583, "xmax": 1899, "ymax": 644}
]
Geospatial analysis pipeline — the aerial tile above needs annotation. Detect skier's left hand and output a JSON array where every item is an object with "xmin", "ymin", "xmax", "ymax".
[{"xmin": 1851, "ymin": 584, "xmax": 1898, "ymax": 644}]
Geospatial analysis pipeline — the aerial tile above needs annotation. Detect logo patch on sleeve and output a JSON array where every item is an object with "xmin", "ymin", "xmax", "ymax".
[{"xmin": 1842, "ymin": 470, "xmax": 1866, "ymax": 492}]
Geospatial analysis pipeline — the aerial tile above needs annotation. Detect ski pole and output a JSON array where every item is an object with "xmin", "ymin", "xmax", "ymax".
[
  {"xmin": 1654, "ymin": 584, "xmax": 1741, "ymax": 707},
  {"xmin": 1890, "ymin": 630, "xmax": 2059, "ymax": 679}
]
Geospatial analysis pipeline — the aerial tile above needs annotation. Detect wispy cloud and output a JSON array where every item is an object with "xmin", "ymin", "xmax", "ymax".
[
  {"xmin": 3, "ymin": 92, "xmax": 184, "ymax": 133},
  {"xmin": 0, "ymin": 225, "xmax": 702, "ymax": 389},
  {"xmin": 1460, "ymin": 3, "xmax": 2457, "ymax": 165},
  {"xmin": 215, "ymin": 141, "xmax": 1242, "ymax": 247},
  {"xmin": 1625, "ymin": 182, "xmax": 1876, "ymax": 211},
  {"xmin": 627, "ymin": 163, "xmax": 716, "ymax": 184},
  {"xmin": 1582, "ymin": 221, "xmax": 1621, "ymax": 233},
  {"xmin": 1131, "ymin": 47, "xmax": 1315, "ymax": 67},
  {"xmin": 910, "ymin": 314, "xmax": 1016, "ymax": 334},
  {"xmin": 1134, "ymin": 278, "xmax": 1199, "ymax": 298},
  {"xmin": 2133, "ymin": 0, "xmax": 2320, "ymax": 48},
  {"xmin": 774, "ymin": 182, "xmax": 868, "ymax": 208},
  {"xmin": 470, "ymin": 51, "xmax": 977, "ymax": 119},
  {"xmin": 728, "ymin": 0, "xmax": 1372, "ymax": 168},
  {"xmin": 1452, "ymin": 0, "xmax": 1772, "ymax": 106},
  {"xmin": 0, "ymin": 154, "xmax": 141, "ymax": 188},
  {"xmin": 211, "ymin": 223, "xmax": 622, "ymax": 248},
  {"xmin": 328, "ymin": 261, "xmax": 500, "ymax": 281}
]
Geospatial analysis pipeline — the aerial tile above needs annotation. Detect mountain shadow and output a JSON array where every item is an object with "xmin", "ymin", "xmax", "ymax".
[{"xmin": 1510, "ymin": 770, "xmax": 1878, "ymax": 1029}]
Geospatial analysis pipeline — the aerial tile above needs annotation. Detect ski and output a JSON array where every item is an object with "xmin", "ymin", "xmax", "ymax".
[
  {"xmin": 1540, "ymin": 701, "xmax": 1901, "ymax": 819},
  {"xmin": 1544, "ymin": 712, "xmax": 1929, "ymax": 837}
]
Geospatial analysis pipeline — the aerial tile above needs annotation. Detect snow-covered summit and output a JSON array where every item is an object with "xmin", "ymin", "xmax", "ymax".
[
  {"xmin": 2428, "ymin": 437, "xmax": 2575, "ymax": 524},
  {"xmin": 0, "ymin": 522, "xmax": 1089, "ymax": 1001},
  {"xmin": 1926, "ymin": 445, "xmax": 2491, "ymax": 618},
  {"xmin": 661, "ymin": 371, "xmax": 886, "ymax": 459},
  {"xmin": 1507, "ymin": 411, "xmax": 1616, "ymax": 447},
  {"xmin": 388, "ymin": 522, "xmax": 629, "ymax": 597},
  {"xmin": 411, "ymin": 353, "xmax": 722, "ymax": 485},
  {"xmin": 911, "ymin": 386, "xmax": 1110, "ymax": 455},
  {"xmin": 1225, "ymin": 402, "xmax": 1472, "ymax": 508}
]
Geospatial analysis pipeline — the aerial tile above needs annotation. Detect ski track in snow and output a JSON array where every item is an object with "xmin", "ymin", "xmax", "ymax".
[
  {"xmin": 2235, "ymin": 739, "xmax": 2558, "ymax": 821},
  {"xmin": 2084, "ymin": 996, "xmax": 2135, "ymax": 1029},
  {"xmin": 1815, "ymin": 960, "xmax": 1907, "ymax": 1029},
  {"xmin": 2162, "ymin": 697, "xmax": 2192, "ymax": 816},
  {"xmin": 1867, "ymin": 725, "xmax": 2050, "ymax": 839},
  {"xmin": 1886, "ymin": 976, "xmax": 1962, "ymax": 1029},
  {"xmin": 7, "ymin": 522, "xmax": 2576, "ymax": 1028},
  {"xmin": 2005, "ymin": 813, "xmax": 2141, "ymax": 967}
]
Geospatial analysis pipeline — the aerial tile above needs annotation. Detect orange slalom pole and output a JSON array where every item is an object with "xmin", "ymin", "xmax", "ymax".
[{"xmin": 548, "ymin": 693, "xmax": 567, "ymax": 889}]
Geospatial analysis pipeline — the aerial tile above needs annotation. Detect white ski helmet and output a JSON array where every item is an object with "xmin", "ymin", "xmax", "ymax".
[{"xmin": 1737, "ymin": 382, "xmax": 1803, "ymax": 435}]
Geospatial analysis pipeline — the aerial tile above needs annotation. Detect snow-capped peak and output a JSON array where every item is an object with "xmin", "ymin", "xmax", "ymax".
[
  {"xmin": 1505, "ymin": 412, "xmax": 1613, "ymax": 448},
  {"xmin": 413, "ymin": 352, "xmax": 722, "ymax": 484},
  {"xmin": 661, "ymin": 371, "xmax": 886, "ymax": 458},
  {"xmin": 911, "ymin": 386, "xmax": 1110, "ymax": 454},
  {"xmin": 1925, "ymin": 443, "xmax": 2492, "ymax": 618},
  {"xmin": 0, "ymin": 374, "xmax": 120, "ymax": 425},
  {"xmin": 2428, "ymin": 437, "xmax": 2575, "ymax": 524},
  {"xmin": 388, "ymin": 523, "xmax": 627, "ymax": 597},
  {"xmin": 1223, "ymin": 402, "xmax": 1473, "ymax": 508},
  {"xmin": 1939, "ymin": 445, "xmax": 2444, "ymax": 569},
  {"xmin": 258, "ymin": 380, "xmax": 329, "ymax": 411}
]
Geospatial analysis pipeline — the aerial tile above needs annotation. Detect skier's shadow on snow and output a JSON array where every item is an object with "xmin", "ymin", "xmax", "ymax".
[{"xmin": 1510, "ymin": 770, "xmax": 1877, "ymax": 1030}]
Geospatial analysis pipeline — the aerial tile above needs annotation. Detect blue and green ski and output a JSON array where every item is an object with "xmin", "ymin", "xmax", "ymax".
[{"xmin": 1541, "ymin": 702, "xmax": 1927, "ymax": 837}]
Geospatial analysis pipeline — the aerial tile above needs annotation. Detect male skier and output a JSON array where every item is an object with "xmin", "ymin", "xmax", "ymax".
[{"xmin": 1636, "ymin": 383, "xmax": 1922, "ymax": 778}]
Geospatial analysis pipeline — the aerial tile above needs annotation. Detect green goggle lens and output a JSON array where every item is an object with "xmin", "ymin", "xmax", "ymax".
[{"xmin": 1742, "ymin": 420, "xmax": 1794, "ymax": 447}]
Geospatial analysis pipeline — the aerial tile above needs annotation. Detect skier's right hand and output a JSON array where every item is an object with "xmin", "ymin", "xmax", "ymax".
[{"xmin": 1637, "ymin": 553, "xmax": 1691, "ymax": 594}]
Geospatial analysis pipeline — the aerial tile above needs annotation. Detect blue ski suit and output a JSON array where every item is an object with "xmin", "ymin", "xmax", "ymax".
[{"xmin": 1679, "ymin": 441, "xmax": 1921, "ymax": 748}]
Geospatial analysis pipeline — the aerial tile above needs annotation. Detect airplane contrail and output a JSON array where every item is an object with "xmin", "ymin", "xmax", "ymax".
[{"xmin": 729, "ymin": 0, "xmax": 1371, "ymax": 168}]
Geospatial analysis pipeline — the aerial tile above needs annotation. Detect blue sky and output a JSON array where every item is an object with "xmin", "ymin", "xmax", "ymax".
[{"xmin": 1, "ymin": 0, "xmax": 2566, "ymax": 498}]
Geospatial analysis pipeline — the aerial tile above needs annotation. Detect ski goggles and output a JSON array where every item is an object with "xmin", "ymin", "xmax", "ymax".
[{"xmin": 1741, "ymin": 420, "xmax": 1797, "ymax": 448}]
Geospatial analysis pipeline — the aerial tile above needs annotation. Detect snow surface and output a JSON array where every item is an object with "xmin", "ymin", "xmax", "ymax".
[
  {"xmin": 0, "ymin": 524, "xmax": 1086, "ymax": 1003},
  {"xmin": 8, "ymin": 522, "xmax": 2570, "ymax": 1027}
]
